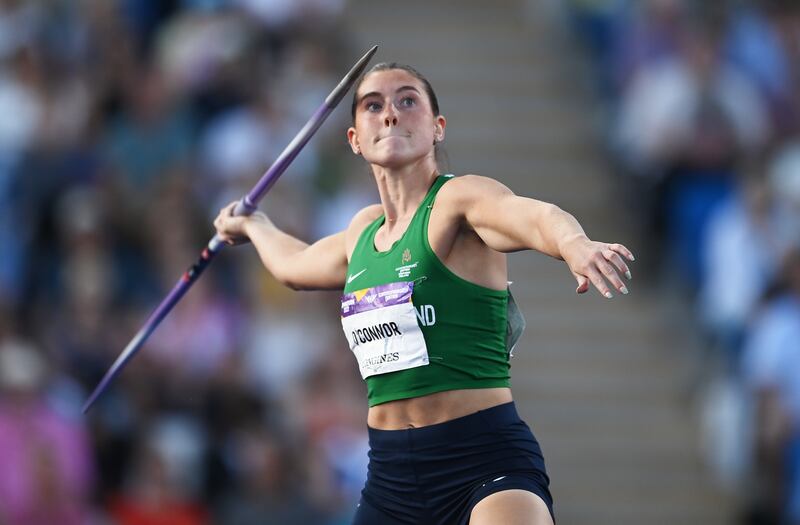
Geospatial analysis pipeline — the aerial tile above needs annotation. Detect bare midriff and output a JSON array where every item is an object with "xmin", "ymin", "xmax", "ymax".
[{"xmin": 367, "ymin": 387, "xmax": 513, "ymax": 430}]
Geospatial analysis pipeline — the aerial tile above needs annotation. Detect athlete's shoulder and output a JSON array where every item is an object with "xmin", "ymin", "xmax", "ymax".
[
  {"xmin": 348, "ymin": 204, "xmax": 383, "ymax": 231},
  {"xmin": 344, "ymin": 204, "xmax": 383, "ymax": 256},
  {"xmin": 437, "ymin": 174, "xmax": 514, "ymax": 208}
]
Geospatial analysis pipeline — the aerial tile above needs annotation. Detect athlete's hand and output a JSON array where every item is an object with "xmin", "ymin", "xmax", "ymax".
[
  {"xmin": 560, "ymin": 235, "xmax": 635, "ymax": 298},
  {"xmin": 213, "ymin": 201, "xmax": 269, "ymax": 246}
]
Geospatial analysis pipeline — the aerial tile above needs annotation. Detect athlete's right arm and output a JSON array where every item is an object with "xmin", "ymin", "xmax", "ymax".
[{"xmin": 213, "ymin": 201, "xmax": 382, "ymax": 291}]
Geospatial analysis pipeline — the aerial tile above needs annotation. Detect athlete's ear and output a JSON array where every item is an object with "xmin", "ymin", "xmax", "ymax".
[
  {"xmin": 433, "ymin": 115, "xmax": 446, "ymax": 144},
  {"xmin": 347, "ymin": 127, "xmax": 361, "ymax": 155}
]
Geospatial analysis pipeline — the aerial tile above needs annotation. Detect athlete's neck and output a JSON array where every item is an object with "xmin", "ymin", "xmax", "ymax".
[{"xmin": 372, "ymin": 161, "xmax": 438, "ymax": 226}]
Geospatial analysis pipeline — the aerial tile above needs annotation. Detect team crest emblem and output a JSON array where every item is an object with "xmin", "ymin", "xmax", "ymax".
[{"xmin": 402, "ymin": 248, "xmax": 411, "ymax": 264}]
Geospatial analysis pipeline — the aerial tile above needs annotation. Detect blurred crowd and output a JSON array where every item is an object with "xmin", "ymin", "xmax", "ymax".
[
  {"xmin": 0, "ymin": 0, "xmax": 377, "ymax": 524},
  {"xmin": 567, "ymin": 0, "xmax": 800, "ymax": 523},
  {"xmin": 6, "ymin": 0, "xmax": 800, "ymax": 524}
]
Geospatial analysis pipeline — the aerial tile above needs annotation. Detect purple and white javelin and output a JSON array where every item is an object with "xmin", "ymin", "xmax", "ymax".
[{"xmin": 83, "ymin": 45, "xmax": 378, "ymax": 414}]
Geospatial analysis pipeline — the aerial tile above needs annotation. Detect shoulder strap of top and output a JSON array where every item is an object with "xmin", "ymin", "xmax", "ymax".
[
  {"xmin": 426, "ymin": 174, "xmax": 453, "ymax": 203},
  {"xmin": 418, "ymin": 174, "xmax": 453, "ymax": 219},
  {"xmin": 409, "ymin": 174, "xmax": 453, "ymax": 248}
]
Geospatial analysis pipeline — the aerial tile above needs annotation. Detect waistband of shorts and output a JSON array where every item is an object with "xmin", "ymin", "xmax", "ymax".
[{"xmin": 367, "ymin": 401, "xmax": 521, "ymax": 450}]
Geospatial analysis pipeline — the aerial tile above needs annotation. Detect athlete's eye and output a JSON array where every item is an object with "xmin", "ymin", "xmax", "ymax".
[
  {"xmin": 366, "ymin": 101, "xmax": 382, "ymax": 112},
  {"xmin": 399, "ymin": 96, "xmax": 415, "ymax": 108}
]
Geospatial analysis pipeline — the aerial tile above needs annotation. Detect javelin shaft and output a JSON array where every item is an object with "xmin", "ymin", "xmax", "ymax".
[{"xmin": 83, "ymin": 45, "xmax": 378, "ymax": 413}]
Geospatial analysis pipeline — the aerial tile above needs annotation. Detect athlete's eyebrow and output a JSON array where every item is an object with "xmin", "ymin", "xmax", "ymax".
[{"xmin": 357, "ymin": 85, "xmax": 421, "ymax": 106}]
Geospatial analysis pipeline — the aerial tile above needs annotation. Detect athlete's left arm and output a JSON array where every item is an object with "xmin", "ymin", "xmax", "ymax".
[{"xmin": 446, "ymin": 175, "xmax": 635, "ymax": 298}]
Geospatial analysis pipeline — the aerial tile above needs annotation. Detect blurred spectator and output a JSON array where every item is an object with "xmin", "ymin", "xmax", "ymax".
[
  {"xmin": 214, "ymin": 424, "xmax": 327, "ymax": 525},
  {"xmin": 108, "ymin": 416, "xmax": 210, "ymax": 525},
  {"xmin": 312, "ymin": 160, "xmax": 378, "ymax": 238},
  {"xmin": 726, "ymin": 0, "xmax": 800, "ymax": 138},
  {"xmin": 297, "ymin": 345, "xmax": 369, "ymax": 516},
  {"xmin": 199, "ymin": 82, "xmax": 280, "ymax": 212},
  {"xmin": 702, "ymin": 140, "xmax": 800, "ymax": 365},
  {"xmin": 145, "ymin": 173, "xmax": 243, "ymax": 381},
  {"xmin": 699, "ymin": 161, "xmax": 778, "ymax": 360},
  {"xmin": 43, "ymin": 186, "xmax": 120, "ymax": 388},
  {"xmin": 769, "ymin": 141, "xmax": 800, "ymax": 251},
  {"xmin": 0, "ymin": 338, "xmax": 96, "ymax": 525},
  {"xmin": 742, "ymin": 250, "xmax": 800, "ymax": 524},
  {"xmin": 616, "ymin": 13, "xmax": 768, "ymax": 285},
  {"xmin": 0, "ymin": 46, "xmax": 46, "ymax": 307},
  {"xmin": 154, "ymin": 8, "xmax": 259, "ymax": 122},
  {"xmin": 102, "ymin": 62, "xmax": 195, "ymax": 213},
  {"xmin": 611, "ymin": 0, "xmax": 688, "ymax": 97},
  {"xmin": 563, "ymin": 0, "xmax": 628, "ymax": 98},
  {"xmin": 230, "ymin": 0, "xmax": 347, "ymax": 32}
]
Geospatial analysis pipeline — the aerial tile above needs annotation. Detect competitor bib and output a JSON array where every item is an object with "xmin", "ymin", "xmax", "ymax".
[{"xmin": 341, "ymin": 282, "xmax": 429, "ymax": 379}]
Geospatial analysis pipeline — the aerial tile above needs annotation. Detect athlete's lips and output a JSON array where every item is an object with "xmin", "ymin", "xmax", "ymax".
[{"xmin": 375, "ymin": 133, "xmax": 411, "ymax": 143}]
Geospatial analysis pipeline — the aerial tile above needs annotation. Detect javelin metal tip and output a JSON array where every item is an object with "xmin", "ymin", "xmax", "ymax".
[
  {"xmin": 325, "ymin": 45, "xmax": 378, "ymax": 106},
  {"xmin": 352, "ymin": 45, "xmax": 379, "ymax": 77}
]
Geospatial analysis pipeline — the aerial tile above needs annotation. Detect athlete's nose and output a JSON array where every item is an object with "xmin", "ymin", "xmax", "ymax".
[{"xmin": 383, "ymin": 105, "xmax": 398, "ymax": 127}]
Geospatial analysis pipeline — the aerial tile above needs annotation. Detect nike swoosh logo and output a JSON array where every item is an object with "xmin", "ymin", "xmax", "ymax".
[{"xmin": 347, "ymin": 268, "xmax": 367, "ymax": 284}]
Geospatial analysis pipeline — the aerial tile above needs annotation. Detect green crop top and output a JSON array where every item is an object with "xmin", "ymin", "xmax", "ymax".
[{"xmin": 340, "ymin": 175, "xmax": 513, "ymax": 406}]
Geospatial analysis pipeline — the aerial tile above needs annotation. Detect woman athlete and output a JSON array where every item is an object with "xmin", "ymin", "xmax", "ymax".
[{"xmin": 214, "ymin": 63, "xmax": 634, "ymax": 525}]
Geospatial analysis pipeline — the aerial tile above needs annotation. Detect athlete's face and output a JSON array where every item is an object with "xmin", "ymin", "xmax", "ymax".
[{"xmin": 348, "ymin": 69, "xmax": 445, "ymax": 169}]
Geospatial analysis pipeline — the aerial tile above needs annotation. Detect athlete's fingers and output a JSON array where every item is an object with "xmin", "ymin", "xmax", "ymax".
[
  {"xmin": 213, "ymin": 214, "xmax": 226, "ymax": 236},
  {"xmin": 595, "ymin": 257, "xmax": 628, "ymax": 295},
  {"xmin": 604, "ymin": 249, "xmax": 632, "ymax": 280},
  {"xmin": 214, "ymin": 212, "xmax": 232, "ymax": 235},
  {"xmin": 609, "ymin": 243, "xmax": 635, "ymax": 263},
  {"xmin": 573, "ymin": 272, "xmax": 590, "ymax": 294},
  {"xmin": 219, "ymin": 201, "xmax": 237, "ymax": 216},
  {"xmin": 214, "ymin": 202, "xmax": 249, "ymax": 245},
  {"xmin": 586, "ymin": 267, "xmax": 614, "ymax": 299},
  {"xmin": 215, "ymin": 203, "xmax": 234, "ymax": 228}
]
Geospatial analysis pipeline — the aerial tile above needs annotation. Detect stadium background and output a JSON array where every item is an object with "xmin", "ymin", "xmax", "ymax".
[{"xmin": 0, "ymin": 0, "xmax": 798, "ymax": 523}]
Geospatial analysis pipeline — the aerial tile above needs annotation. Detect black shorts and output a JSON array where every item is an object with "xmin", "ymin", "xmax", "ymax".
[{"xmin": 352, "ymin": 401, "xmax": 554, "ymax": 525}]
